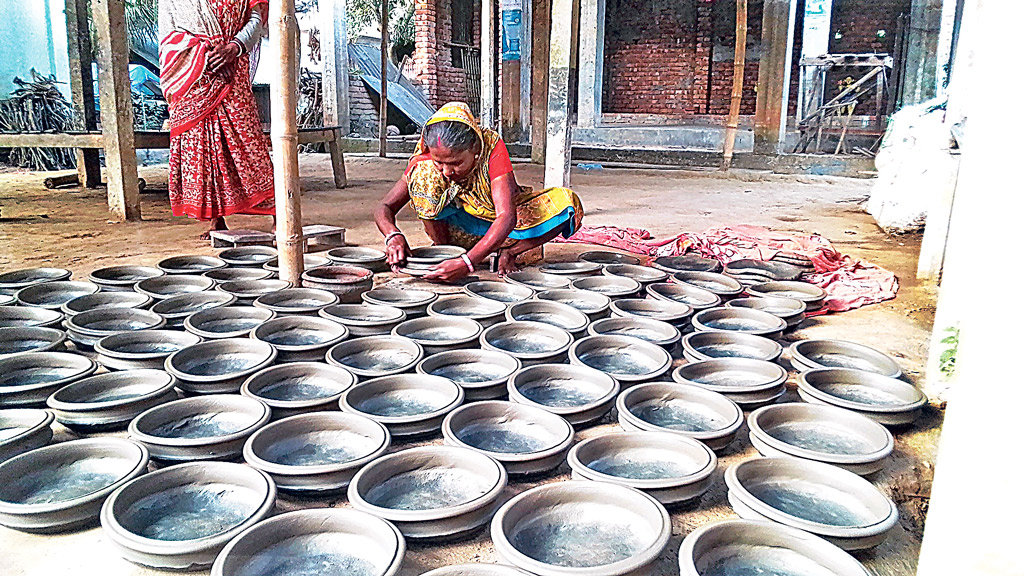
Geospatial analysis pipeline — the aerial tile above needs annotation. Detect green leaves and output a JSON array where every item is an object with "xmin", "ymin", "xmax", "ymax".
[{"xmin": 938, "ymin": 326, "xmax": 959, "ymax": 378}]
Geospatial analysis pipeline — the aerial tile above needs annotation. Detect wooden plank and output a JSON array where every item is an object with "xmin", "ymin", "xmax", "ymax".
[
  {"xmin": 320, "ymin": 0, "xmax": 350, "ymax": 135},
  {"xmin": 530, "ymin": 0, "xmax": 550, "ymax": 163},
  {"xmin": 0, "ymin": 133, "xmax": 105, "ymax": 148},
  {"xmin": 327, "ymin": 133, "xmax": 348, "ymax": 188},
  {"xmin": 65, "ymin": 0, "xmax": 101, "ymax": 188}
]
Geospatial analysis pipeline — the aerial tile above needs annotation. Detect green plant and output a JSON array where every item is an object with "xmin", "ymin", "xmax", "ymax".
[
  {"xmin": 939, "ymin": 326, "xmax": 959, "ymax": 378},
  {"xmin": 348, "ymin": 0, "xmax": 415, "ymax": 49}
]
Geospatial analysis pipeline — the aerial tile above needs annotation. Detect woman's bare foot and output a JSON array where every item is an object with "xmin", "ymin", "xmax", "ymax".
[{"xmin": 199, "ymin": 217, "xmax": 228, "ymax": 240}]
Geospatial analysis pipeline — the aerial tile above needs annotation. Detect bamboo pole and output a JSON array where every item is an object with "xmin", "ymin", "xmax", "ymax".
[
  {"xmin": 379, "ymin": 0, "xmax": 389, "ymax": 157},
  {"xmin": 270, "ymin": 0, "xmax": 305, "ymax": 286},
  {"xmin": 722, "ymin": 0, "xmax": 747, "ymax": 171}
]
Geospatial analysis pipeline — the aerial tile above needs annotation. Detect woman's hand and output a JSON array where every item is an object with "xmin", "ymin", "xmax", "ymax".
[
  {"xmin": 385, "ymin": 234, "xmax": 411, "ymax": 272},
  {"xmin": 496, "ymin": 248, "xmax": 519, "ymax": 276},
  {"xmin": 422, "ymin": 257, "xmax": 471, "ymax": 283},
  {"xmin": 207, "ymin": 41, "xmax": 241, "ymax": 78}
]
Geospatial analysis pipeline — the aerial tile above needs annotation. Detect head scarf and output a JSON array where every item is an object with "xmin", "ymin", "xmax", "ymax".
[{"xmin": 414, "ymin": 101, "xmax": 484, "ymax": 156}]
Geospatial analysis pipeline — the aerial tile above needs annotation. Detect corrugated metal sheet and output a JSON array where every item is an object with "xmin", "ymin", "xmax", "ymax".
[{"xmin": 349, "ymin": 40, "xmax": 435, "ymax": 126}]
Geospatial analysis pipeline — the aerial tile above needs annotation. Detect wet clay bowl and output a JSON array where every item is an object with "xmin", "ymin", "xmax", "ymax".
[
  {"xmin": 364, "ymin": 288, "xmax": 439, "ymax": 319},
  {"xmin": 691, "ymin": 307, "xmax": 787, "ymax": 339},
  {"xmin": 679, "ymin": 519, "xmax": 871, "ymax": 576},
  {"xmin": 538, "ymin": 261, "xmax": 603, "ymax": 279},
  {"xmin": 16, "ymin": 280, "xmax": 100, "ymax": 310},
  {"xmin": 0, "ymin": 438, "xmax": 148, "ymax": 533},
  {"xmin": 422, "ymin": 565, "xmax": 530, "ymax": 576},
  {"xmin": 262, "ymin": 253, "xmax": 331, "ymax": 277},
  {"xmin": 481, "ymin": 321, "xmax": 574, "ymax": 366},
  {"xmin": 506, "ymin": 300, "xmax": 589, "ymax": 337},
  {"xmin": 339, "ymin": 374, "xmax": 464, "ymax": 437},
  {"xmin": 66, "ymin": 307, "xmax": 166, "ymax": 349},
  {"xmin": 790, "ymin": 340, "xmax": 903, "ymax": 378},
  {"xmin": 672, "ymin": 271, "xmax": 744, "ymax": 299},
  {"xmin": 0, "ymin": 326, "xmax": 67, "ymax": 359},
  {"xmin": 724, "ymin": 259, "xmax": 805, "ymax": 283},
  {"xmin": 253, "ymin": 287, "xmax": 339, "ymax": 316},
  {"xmin": 417, "ymin": 349, "xmax": 522, "ymax": 401},
  {"xmin": 507, "ymin": 363, "xmax": 619, "ymax": 426},
  {"xmin": 100, "ymin": 461, "xmax": 276, "ymax": 570},
  {"xmin": 301, "ymin": 265, "xmax": 374, "ymax": 303},
  {"xmin": 243, "ymin": 411, "xmax": 390, "ymax": 494},
  {"xmin": 727, "ymin": 296, "xmax": 806, "ymax": 329},
  {"xmin": 579, "ymin": 251, "xmax": 642, "ymax": 266},
  {"xmin": 536, "ymin": 288, "xmax": 612, "ymax": 321},
  {"xmin": 326, "ymin": 245, "xmax": 390, "ymax": 272},
  {"xmin": 150, "ymin": 290, "xmax": 236, "ymax": 328},
  {"xmin": 568, "ymin": 431, "xmax": 717, "ymax": 506},
  {"xmin": 672, "ymin": 358, "xmax": 789, "ymax": 409},
  {"xmin": 89, "ymin": 266, "xmax": 165, "ymax": 292},
  {"xmin": 652, "ymin": 255, "xmax": 722, "ymax": 274},
  {"xmin": 210, "ymin": 508, "xmax": 405, "ymax": 576},
  {"xmin": 504, "ymin": 270, "xmax": 571, "ymax": 291},
  {"xmin": 588, "ymin": 316, "xmax": 681, "ymax": 352},
  {"xmin": 165, "ymin": 338, "xmax": 278, "ymax": 394},
  {"xmin": 61, "ymin": 290, "xmax": 152, "ymax": 317},
  {"xmin": 0, "ymin": 408, "xmax": 54, "ymax": 462},
  {"xmin": 0, "ymin": 294, "xmax": 14, "ymax": 306},
  {"xmin": 571, "ymin": 275, "xmax": 642, "ymax": 300},
  {"xmin": 321, "ymin": 303, "xmax": 407, "ymax": 336},
  {"xmin": 569, "ymin": 334, "xmax": 672, "ymax": 384},
  {"xmin": 602, "ymin": 264, "xmax": 669, "ymax": 286},
  {"xmin": 218, "ymin": 246, "xmax": 277, "ymax": 268},
  {"xmin": 725, "ymin": 457, "xmax": 899, "ymax": 551},
  {"xmin": 95, "ymin": 330, "xmax": 201, "ymax": 371},
  {"xmin": 47, "ymin": 369, "xmax": 178, "ymax": 431},
  {"xmin": 610, "ymin": 297, "xmax": 693, "ymax": 330},
  {"xmin": 491, "ymin": 481, "xmax": 671, "ymax": 576},
  {"xmin": 135, "ymin": 274, "xmax": 216, "ymax": 300},
  {"xmin": 349, "ymin": 445, "xmax": 507, "ymax": 540},
  {"xmin": 185, "ymin": 306, "xmax": 275, "ymax": 340},
  {"xmin": 216, "ymin": 279, "xmax": 292, "ymax": 303},
  {"xmin": 203, "ymin": 267, "xmax": 273, "ymax": 283},
  {"xmin": 128, "ymin": 394, "xmax": 271, "ymax": 463},
  {"xmin": 427, "ymin": 295, "xmax": 507, "ymax": 328},
  {"xmin": 797, "ymin": 368, "xmax": 927, "ymax": 426},
  {"xmin": 405, "ymin": 245, "xmax": 468, "ymax": 271},
  {"xmin": 442, "ymin": 400, "xmax": 574, "ymax": 475},
  {"xmin": 0, "ymin": 267, "xmax": 72, "ymax": 296},
  {"xmin": 0, "ymin": 352, "xmax": 98, "ymax": 407},
  {"xmin": 747, "ymin": 281, "xmax": 827, "ymax": 311},
  {"xmin": 241, "ymin": 362, "xmax": 356, "ymax": 420},
  {"xmin": 464, "ymin": 280, "xmax": 535, "ymax": 303},
  {"xmin": 326, "ymin": 335, "xmax": 424, "ymax": 378},
  {"xmin": 0, "ymin": 305, "xmax": 63, "ymax": 329},
  {"xmin": 748, "ymin": 403, "xmax": 894, "ymax": 476},
  {"xmin": 394, "ymin": 316, "xmax": 483, "ymax": 356},
  {"xmin": 251, "ymin": 315, "xmax": 349, "ymax": 362},
  {"xmin": 646, "ymin": 281, "xmax": 721, "ymax": 310},
  {"xmin": 682, "ymin": 330, "xmax": 783, "ymax": 363},
  {"xmin": 616, "ymin": 382, "xmax": 744, "ymax": 451},
  {"xmin": 158, "ymin": 255, "xmax": 228, "ymax": 275}
]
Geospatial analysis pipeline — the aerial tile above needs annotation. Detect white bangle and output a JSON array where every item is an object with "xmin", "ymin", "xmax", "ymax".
[
  {"xmin": 384, "ymin": 231, "xmax": 404, "ymax": 245},
  {"xmin": 460, "ymin": 254, "xmax": 475, "ymax": 272}
]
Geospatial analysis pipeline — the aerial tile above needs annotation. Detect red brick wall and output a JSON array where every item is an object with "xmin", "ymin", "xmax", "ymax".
[
  {"xmin": 830, "ymin": 0, "xmax": 908, "ymax": 54},
  {"xmin": 413, "ymin": 0, "xmax": 482, "ymax": 108}
]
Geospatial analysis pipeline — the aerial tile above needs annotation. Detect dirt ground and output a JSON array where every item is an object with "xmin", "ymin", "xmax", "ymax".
[{"xmin": 0, "ymin": 154, "xmax": 942, "ymax": 576}]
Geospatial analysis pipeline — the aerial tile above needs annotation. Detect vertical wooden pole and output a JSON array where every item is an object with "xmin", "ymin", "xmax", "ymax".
[
  {"xmin": 91, "ymin": 0, "xmax": 141, "ymax": 221},
  {"xmin": 379, "ymin": 0, "xmax": 389, "ymax": 157},
  {"xmin": 66, "ymin": 0, "xmax": 101, "ymax": 188},
  {"xmin": 754, "ymin": 0, "xmax": 796, "ymax": 154},
  {"xmin": 722, "ymin": 0, "xmax": 747, "ymax": 170},
  {"xmin": 321, "ymin": 0, "xmax": 350, "ymax": 187},
  {"xmin": 543, "ymin": 0, "xmax": 575, "ymax": 189},
  {"xmin": 530, "ymin": 0, "xmax": 551, "ymax": 163},
  {"xmin": 271, "ymin": 0, "xmax": 305, "ymax": 286}
]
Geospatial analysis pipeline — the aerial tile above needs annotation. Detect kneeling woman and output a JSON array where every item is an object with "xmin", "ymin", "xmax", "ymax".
[{"xmin": 374, "ymin": 102, "xmax": 584, "ymax": 282}]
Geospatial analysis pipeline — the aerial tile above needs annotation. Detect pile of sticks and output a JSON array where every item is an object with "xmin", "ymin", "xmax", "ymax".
[
  {"xmin": 0, "ymin": 71, "xmax": 77, "ymax": 171},
  {"xmin": 296, "ymin": 69, "xmax": 325, "ymax": 152}
]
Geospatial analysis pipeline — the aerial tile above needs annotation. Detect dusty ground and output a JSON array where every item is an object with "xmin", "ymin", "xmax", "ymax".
[{"xmin": 0, "ymin": 154, "xmax": 941, "ymax": 575}]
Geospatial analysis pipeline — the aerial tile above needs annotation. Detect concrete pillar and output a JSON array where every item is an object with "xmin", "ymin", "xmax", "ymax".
[
  {"xmin": 753, "ymin": 0, "xmax": 796, "ymax": 155},
  {"xmin": 902, "ymin": 0, "xmax": 945, "ymax": 105},
  {"xmin": 481, "ymin": 0, "xmax": 497, "ymax": 128},
  {"xmin": 321, "ymin": 0, "xmax": 350, "ymax": 133},
  {"xmin": 543, "ymin": 0, "xmax": 575, "ymax": 188},
  {"xmin": 576, "ymin": 0, "xmax": 604, "ymax": 129},
  {"xmin": 65, "ymin": 0, "xmax": 101, "ymax": 188},
  {"xmin": 500, "ymin": 0, "xmax": 524, "ymax": 140},
  {"xmin": 796, "ymin": 0, "xmax": 832, "ymax": 120},
  {"xmin": 531, "ymin": 0, "xmax": 550, "ymax": 163}
]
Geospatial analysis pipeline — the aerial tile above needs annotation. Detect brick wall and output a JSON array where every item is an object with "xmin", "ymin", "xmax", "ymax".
[
  {"xmin": 349, "ymin": 73, "xmax": 379, "ymax": 136},
  {"xmin": 413, "ymin": 0, "xmax": 482, "ymax": 108}
]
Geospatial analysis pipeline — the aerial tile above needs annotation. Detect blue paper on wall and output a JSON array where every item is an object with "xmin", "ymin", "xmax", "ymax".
[{"xmin": 501, "ymin": 10, "xmax": 522, "ymax": 61}]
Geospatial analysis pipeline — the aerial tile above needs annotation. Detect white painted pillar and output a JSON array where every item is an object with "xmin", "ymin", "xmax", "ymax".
[
  {"xmin": 321, "ymin": 0, "xmax": 350, "ymax": 132},
  {"xmin": 576, "ymin": 0, "xmax": 604, "ymax": 130},
  {"xmin": 796, "ymin": 0, "xmax": 833, "ymax": 121},
  {"xmin": 519, "ymin": 0, "xmax": 533, "ymax": 139},
  {"xmin": 481, "ymin": 0, "xmax": 496, "ymax": 128},
  {"xmin": 543, "ymin": 0, "xmax": 575, "ymax": 188}
]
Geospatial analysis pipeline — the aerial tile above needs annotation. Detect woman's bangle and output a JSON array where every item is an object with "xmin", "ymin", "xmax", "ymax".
[
  {"xmin": 384, "ymin": 231, "xmax": 404, "ymax": 245},
  {"xmin": 460, "ymin": 254, "xmax": 475, "ymax": 273}
]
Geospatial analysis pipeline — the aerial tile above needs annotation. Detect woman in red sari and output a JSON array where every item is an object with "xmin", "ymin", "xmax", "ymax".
[{"xmin": 159, "ymin": 0, "xmax": 275, "ymax": 239}]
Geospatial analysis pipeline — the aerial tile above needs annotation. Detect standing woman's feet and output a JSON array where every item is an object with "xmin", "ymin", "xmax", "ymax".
[{"xmin": 199, "ymin": 217, "xmax": 229, "ymax": 240}]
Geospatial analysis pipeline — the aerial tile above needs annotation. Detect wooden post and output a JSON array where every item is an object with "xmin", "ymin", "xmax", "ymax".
[
  {"xmin": 91, "ymin": 0, "xmax": 141, "ymax": 221},
  {"xmin": 270, "ymin": 0, "xmax": 305, "ymax": 286},
  {"xmin": 530, "ymin": 0, "xmax": 550, "ymax": 163},
  {"xmin": 379, "ymin": 0, "xmax": 389, "ymax": 157},
  {"xmin": 321, "ymin": 0, "xmax": 350, "ymax": 187},
  {"xmin": 753, "ymin": 0, "xmax": 797, "ymax": 155},
  {"xmin": 481, "ymin": 0, "xmax": 497, "ymax": 128},
  {"xmin": 66, "ymin": 0, "xmax": 101, "ymax": 188},
  {"xmin": 722, "ymin": 0, "xmax": 747, "ymax": 170}
]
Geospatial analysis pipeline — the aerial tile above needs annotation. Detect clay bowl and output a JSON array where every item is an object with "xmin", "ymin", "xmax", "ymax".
[
  {"xmin": 579, "ymin": 251, "xmax": 642, "ymax": 266},
  {"xmin": 507, "ymin": 363, "xmax": 619, "ymax": 426},
  {"xmin": 481, "ymin": 321, "xmax": 574, "ymax": 366},
  {"xmin": 536, "ymin": 288, "xmax": 612, "ymax": 321},
  {"xmin": 100, "ymin": 461, "xmax": 276, "ymax": 570},
  {"xmin": 302, "ymin": 265, "xmax": 374, "ymax": 303},
  {"xmin": 217, "ymin": 246, "xmax": 277, "ymax": 268},
  {"xmin": 89, "ymin": 266, "xmax": 164, "ymax": 292},
  {"xmin": 251, "ymin": 315, "xmax": 349, "ymax": 362},
  {"xmin": 652, "ymin": 255, "xmax": 722, "ymax": 274},
  {"xmin": 0, "ymin": 295, "xmax": 14, "ymax": 306},
  {"xmin": 393, "ymin": 316, "xmax": 483, "ymax": 356},
  {"xmin": 646, "ymin": 281, "xmax": 721, "ymax": 310},
  {"xmin": 405, "ymin": 245, "xmax": 467, "ymax": 271},
  {"xmin": 241, "ymin": 362, "xmax": 356, "ymax": 420},
  {"xmin": 0, "ymin": 408, "xmax": 54, "ymax": 462},
  {"xmin": 603, "ymin": 264, "xmax": 669, "ymax": 286},
  {"xmin": 61, "ymin": 290, "xmax": 152, "ymax": 316},
  {"xmin": 129, "ymin": 394, "xmax": 271, "ymax": 463},
  {"xmin": 135, "ymin": 274, "xmax": 216, "ymax": 300},
  {"xmin": 571, "ymin": 275, "xmax": 642, "ymax": 299},
  {"xmin": 158, "ymin": 255, "xmax": 228, "ymax": 275},
  {"xmin": 691, "ymin": 307, "xmax": 787, "ymax": 339},
  {"xmin": 151, "ymin": 290, "xmax": 236, "ymax": 328},
  {"xmin": 47, "ymin": 369, "xmax": 178, "ymax": 431},
  {"xmin": 0, "ymin": 438, "xmax": 148, "ymax": 533},
  {"xmin": 616, "ymin": 382, "xmax": 744, "ymax": 451},
  {"xmin": 682, "ymin": 330, "xmax": 783, "ymax": 363},
  {"xmin": 0, "ymin": 326, "xmax": 67, "ymax": 358},
  {"xmin": 727, "ymin": 296, "xmax": 807, "ymax": 329},
  {"xmin": 349, "ymin": 445, "xmax": 506, "ymax": 540},
  {"xmin": 725, "ymin": 457, "xmax": 899, "ymax": 551},
  {"xmin": 672, "ymin": 271, "xmax": 744, "ymax": 299},
  {"xmin": 491, "ymin": 481, "xmax": 671, "ymax": 576},
  {"xmin": 588, "ymin": 316, "xmax": 681, "ymax": 352},
  {"xmin": 747, "ymin": 280, "xmax": 827, "ymax": 311},
  {"xmin": 339, "ymin": 374, "xmax": 464, "ymax": 437},
  {"xmin": 0, "ymin": 305, "xmax": 63, "ymax": 329},
  {"xmin": 568, "ymin": 432, "xmax": 717, "ymax": 506},
  {"xmin": 0, "ymin": 352, "xmax": 98, "ymax": 407},
  {"xmin": 326, "ymin": 246, "xmax": 389, "ymax": 272},
  {"xmin": 95, "ymin": 330, "xmax": 201, "ymax": 371},
  {"xmin": 321, "ymin": 303, "xmax": 407, "ymax": 336},
  {"xmin": 504, "ymin": 270, "xmax": 571, "ymax": 291},
  {"xmin": 203, "ymin": 268, "xmax": 273, "ymax": 283},
  {"xmin": 610, "ymin": 297, "xmax": 693, "ymax": 329},
  {"xmin": 326, "ymin": 335, "xmax": 424, "ymax": 378},
  {"xmin": 797, "ymin": 368, "xmax": 927, "ymax": 426},
  {"xmin": 442, "ymin": 400, "xmax": 574, "ymax": 475},
  {"xmin": 538, "ymin": 261, "xmax": 603, "ymax": 279},
  {"xmin": 679, "ymin": 519, "xmax": 871, "ymax": 576},
  {"xmin": 464, "ymin": 280, "xmax": 535, "ymax": 303},
  {"xmin": 364, "ymin": 288, "xmax": 439, "ymax": 319},
  {"xmin": 185, "ymin": 306, "xmax": 275, "ymax": 340},
  {"xmin": 216, "ymin": 279, "xmax": 291, "ymax": 303},
  {"xmin": 262, "ymin": 254, "xmax": 331, "ymax": 278},
  {"xmin": 506, "ymin": 300, "xmax": 589, "ymax": 337},
  {"xmin": 253, "ymin": 287, "xmax": 339, "ymax": 316},
  {"xmin": 0, "ymin": 267, "xmax": 72, "ymax": 296},
  {"xmin": 66, "ymin": 307, "xmax": 166, "ymax": 349},
  {"xmin": 569, "ymin": 334, "xmax": 672, "ymax": 384},
  {"xmin": 790, "ymin": 340, "xmax": 903, "ymax": 378},
  {"xmin": 417, "ymin": 349, "xmax": 522, "ymax": 401},
  {"xmin": 421, "ymin": 565, "xmax": 530, "ymax": 576},
  {"xmin": 165, "ymin": 338, "xmax": 278, "ymax": 394},
  {"xmin": 672, "ymin": 358, "xmax": 789, "ymax": 409},
  {"xmin": 16, "ymin": 280, "xmax": 99, "ymax": 310},
  {"xmin": 210, "ymin": 508, "xmax": 405, "ymax": 576},
  {"xmin": 243, "ymin": 411, "xmax": 390, "ymax": 494},
  {"xmin": 724, "ymin": 258, "xmax": 805, "ymax": 282},
  {"xmin": 427, "ymin": 295, "xmax": 507, "ymax": 328},
  {"xmin": 748, "ymin": 402, "xmax": 894, "ymax": 476}
]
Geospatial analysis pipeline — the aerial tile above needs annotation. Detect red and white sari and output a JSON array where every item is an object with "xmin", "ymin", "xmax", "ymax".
[{"xmin": 159, "ymin": 0, "xmax": 274, "ymax": 221}]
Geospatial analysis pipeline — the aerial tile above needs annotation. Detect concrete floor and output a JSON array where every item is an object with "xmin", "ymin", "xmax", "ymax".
[{"xmin": 0, "ymin": 155, "xmax": 941, "ymax": 575}]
